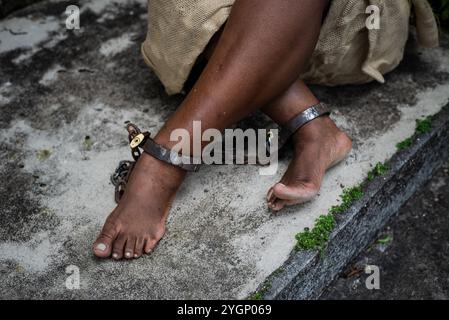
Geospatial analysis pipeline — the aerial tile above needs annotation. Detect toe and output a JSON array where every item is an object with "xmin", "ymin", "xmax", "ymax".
[
  {"xmin": 124, "ymin": 237, "xmax": 136, "ymax": 259},
  {"xmin": 266, "ymin": 181, "xmax": 320, "ymax": 211},
  {"xmin": 134, "ymin": 237, "xmax": 145, "ymax": 258},
  {"xmin": 144, "ymin": 237, "xmax": 158, "ymax": 254},
  {"xmin": 112, "ymin": 234, "xmax": 127, "ymax": 260},
  {"xmin": 273, "ymin": 181, "xmax": 319, "ymax": 203},
  {"xmin": 93, "ymin": 219, "xmax": 119, "ymax": 258},
  {"xmin": 266, "ymin": 187, "xmax": 276, "ymax": 205},
  {"xmin": 270, "ymin": 197, "xmax": 286, "ymax": 211}
]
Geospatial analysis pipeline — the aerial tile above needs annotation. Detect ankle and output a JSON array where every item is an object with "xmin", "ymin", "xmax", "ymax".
[
  {"xmin": 138, "ymin": 153, "xmax": 186, "ymax": 181},
  {"xmin": 292, "ymin": 116, "xmax": 337, "ymax": 142}
]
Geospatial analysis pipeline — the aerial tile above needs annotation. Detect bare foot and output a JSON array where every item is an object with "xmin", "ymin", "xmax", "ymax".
[
  {"xmin": 93, "ymin": 153, "xmax": 185, "ymax": 259},
  {"xmin": 267, "ymin": 116, "xmax": 352, "ymax": 211}
]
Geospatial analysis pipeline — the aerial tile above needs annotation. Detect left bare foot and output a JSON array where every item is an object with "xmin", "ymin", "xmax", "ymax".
[
  {"xmin": 267, "ymin": 115, "xmax": 352, "ymax": 211},
  {"xmin": 92, "ymin": 153, "xmax": 185, "ymax": 260}
]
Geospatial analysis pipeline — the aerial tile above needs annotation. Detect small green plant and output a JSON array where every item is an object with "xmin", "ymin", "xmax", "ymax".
[
  {"xmin": 83, "ymin": 135, "xmax": 94, "ymax": 151},
  {"xmin": 329, "ymin": 186, "xmax": 364, "ymax": 215},
  {"xmin": 249, "ymin": 283, "xmax": 271, "ymax": 300},
  {"xmin": 416, "ymin": 116, "xmax": 433, "ymax": 134},
  {"xmin": 250, "ymin": 291, "xmax": 264, "ymax": 300},
  {"xmin": 15, "ymin": 265, "xmax": 25, "ymax": 273},
  {"xmin": 367, "ymin": 162, "xmax": 389, "ymax": 181},
  {"xmin": 37, "ymin": 149, "xmax": 52, "ymax": 161},
  {"xmin": 295, "ymin": 214, "xmax": 335, "ymax": 251},
  {"xmin": 272, "ymin": 267, "xmax": 284, "ymax": 276},
  {"xmin": 377, "ymin": 235, "xmax": 393, "ymax": 245},
  {"xmin": 396, "ymin": 116, "xmax": 433, "ymax": 151},
  {"xmin": 396, "ymin": 138, "xmax": 413, "ymax": 150}
]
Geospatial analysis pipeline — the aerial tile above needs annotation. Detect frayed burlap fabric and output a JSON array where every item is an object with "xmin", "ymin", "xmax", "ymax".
[{"xmin": 141, "ymin": 0, "xmax": 439, "ymax": 95}]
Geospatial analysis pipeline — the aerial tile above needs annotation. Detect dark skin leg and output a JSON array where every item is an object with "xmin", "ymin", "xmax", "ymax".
[
  {"xmin": 204, "ymin": 18, "xmax": 352, "ymax": 211},
  {"xmin": 93, "ymin": 0, "xmax": 341, "ymax": 259}
]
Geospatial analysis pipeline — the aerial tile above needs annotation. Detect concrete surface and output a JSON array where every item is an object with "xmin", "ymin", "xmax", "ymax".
[
  {"xmin": 1, "ymin": 0, "xmax": 449, "ymax": 299},
  {"xmin": 321, "ymin": 161, "xmax": 449, "ymax": 300}
]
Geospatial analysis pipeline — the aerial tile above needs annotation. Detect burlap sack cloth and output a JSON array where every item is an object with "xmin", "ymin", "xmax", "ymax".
[{"xmin": 141, "ymin": 0, "xmax": 439, "ymax": 95}]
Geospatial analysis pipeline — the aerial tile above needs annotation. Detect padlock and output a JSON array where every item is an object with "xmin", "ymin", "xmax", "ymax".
[{"xmin": 129, "ymin": 133, "xmax": 145, "ymax": 148}]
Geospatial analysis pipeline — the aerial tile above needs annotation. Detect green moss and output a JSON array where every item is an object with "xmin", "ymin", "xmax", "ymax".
[
  {"xmin": 15, "ymin": 265, "xmax": 25, "ymax": 273},
  {"xmin": 249, "ymin": 292, "xmax": 264, "ymax": 300},
  {"xmin": 294, "ymin": 185, "xmax": 363, "ymax": 253},
  {"xmin": 396, "ymin": 116, "xmax": 433, "ymax": 151},
  {"xmin": 396, "ymin": 138, "xmax": 413, "ymax": 150},
  {"xmin": 37, "ymin": 149, "xmax": 52, "ymax": 161},
  {"xmin": 40, "ymin": 207, "xmax": 55, "ymax": 218},
  {"xmin": 249, "ymin": 284, "xmax": 271, "ymax": 300},
  {"xmin": 367, "ymin": 162, "xmax": 389, "ymax": 181},
  {"xmin": 416, "ymin": 116, "xmax": 433, "ymax": 134},
  {"xmin": 377, "ymin": 235, "xmax": 393, "ymax": 245},
  {"xmin": 83, "ymin": 135, "xmax": 94, "ymax": 151},
  {"xmin": 295, "ymin": 214, "xmax": 335, "ymax": 251},
  {"xmin": 272, "ymin": 267, "xmax": 284, "ymax": 276},
  {"xmin": 329, "ymin": 186, "xmax": 364, "ymax": 215}
]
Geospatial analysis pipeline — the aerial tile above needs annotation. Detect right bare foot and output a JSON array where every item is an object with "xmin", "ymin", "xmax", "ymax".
[
  {"xmin": 93, "ymin": 153, "xmax": 185, "ymax": 259},
  {"xmin": 267, "ymin": 115, "xmax": 352, "ymax": 211}
]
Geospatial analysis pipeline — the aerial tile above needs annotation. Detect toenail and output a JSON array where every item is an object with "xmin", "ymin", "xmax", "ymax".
[
  {"xmin": 95, "ymin": 243, "xmax": 107, "ymax": 252},
  {"xmin": 112, "ymin": 253, "xmax": 119, "ymax": 259},
  {"xmin": 125, "ymin": 252, "xmax": 132, "ymax": 258},
  {"xmin": 134, "ymin": 254, "xmax": 138, "ymax": 258}
]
